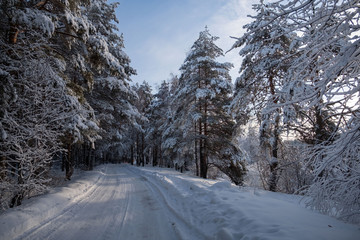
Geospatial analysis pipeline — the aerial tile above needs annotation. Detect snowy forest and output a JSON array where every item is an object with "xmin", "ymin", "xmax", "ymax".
[{"xmin": 0, "ymin": 0, "xmax": 359, "ymax": 226}]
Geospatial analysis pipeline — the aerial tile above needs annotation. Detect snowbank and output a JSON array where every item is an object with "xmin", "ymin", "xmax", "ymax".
[
  {"xmin": 0, "ymin": 165, "xmax": 106, "ymax": 240},
  {"xmin": 129, "ymin": 165, "xmax": 360, "ymax": 240}
]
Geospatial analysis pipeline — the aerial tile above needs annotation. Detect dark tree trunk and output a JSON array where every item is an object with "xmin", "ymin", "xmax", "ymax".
[
  {"xmin": 10, "ymin": 163, "xmax": 25, "ymax": 208},
  {"xmin": 199, "ymin": 119, "xmax": 207, "ymax": 179},
  {"xmin": 268, "ymin": 73, "xmax": 279, "ymax": 192},
  {"xmin": 65, "ymin": 144, "xmax": 74, "ymax": 180},
  {"xmin": 10, "ymin": 192, "xmax": 23, "ymax": 208},
  {"xmin": 141, "ymin": 133, "xmax": 145, "ymax": 166},
  {"xmin": 130, "ymin": 145, "xmax": 134, "ymax": 165},
  {"xmin": 61, "ymin": 152, "xmax": 65, "ymax": 171},
  {"xmin": 194, "ymin": 124, "xmax": 199, "ymax": 177},
  {"xmin": 153, "ymin": 146, "xmax": 158, "ymax": 166},
  {"xmin": 0, "ymin": 156, "xmax": 6, "ymax": 180}
]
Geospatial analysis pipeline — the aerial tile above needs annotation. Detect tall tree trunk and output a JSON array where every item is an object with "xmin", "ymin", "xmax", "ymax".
[
  {"xmin": 203, "ymin": 100, "xmax": 208, "ymax": 178},
  {"xmin": 0, "ymin": 156, "xmax": 6, "ymax": 180},
  {"xmin": 194, "ymin": 122, "xmax": 199, "ymax": 176},
  {"xmin": 136, "ymin": 134, "xmax": 140, "ymax": 166},
  {"xmin": 268, "ymin": 73, "xmax": 279, "ymax": 192},
  {"xmin": 198, "ymin": 74, "xmax": 207, "ymax": 179},
  {"xmin": 89, "ymin": 147, "xmax": 94, "ymax": 170},
  {"xmin": 268, "ymin": 113, "xmax": 280, "ymax": 192},
  {"xmin": 199, "ymin": 118, "xmax": 207, "ymax": 178},
  {"xmin": 65, "ymin": 144, "xmax": 74, "ymax": 180},
  {"xmin": 141, "ymin": 133, "xmax": 145, "ymax": 166},
  {"xmin": 153, "ymin": 146, "xmax": 158, "ymax": 166},
  {"xmin": 130, "ymin": 145, "xmax": 134, "ymax": 165},
  {"xmin": 84, "ymin": 143, "xmax": 88, "ymax": 169}
]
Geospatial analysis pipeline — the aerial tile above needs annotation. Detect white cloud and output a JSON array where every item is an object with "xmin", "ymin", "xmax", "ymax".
[
  {"xmin": 120, "ymin": 0, "xmax": 257, "ymax": 88},
  {"xmin": 207, "ymin": 0, "xmax": 256, "ymax": 83}
]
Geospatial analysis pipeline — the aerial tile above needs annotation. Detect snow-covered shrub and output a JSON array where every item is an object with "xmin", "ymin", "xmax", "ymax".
[{"xmin": 0, "ymin": 60, "xmax": 70, "ymax": 208}]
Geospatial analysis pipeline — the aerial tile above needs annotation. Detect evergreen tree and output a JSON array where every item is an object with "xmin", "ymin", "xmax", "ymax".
[
  {"xmin": 229, "ymin": 2, "xmax": 295, "ymax": 191},
  {"xmin": 85, "ymin": 0, "xmax": 139, "ymax": 165},
  {"xmin": 131, "ymin": 81, "xmax": 153, "ymax": 166},
  {"xmin": 164, "ymin": 27, "xmax": 246, "ymax": 184},
  {"xmin": 0, "ymin": 0, "xmax": 93, "ymax": 206},
  {"xmin": 0, "ymin": 0, "xmax": 138, "ymax": 208},
  {"xmin": 145, "ymin": 80, "xmax": 171, "ymax": 167}
]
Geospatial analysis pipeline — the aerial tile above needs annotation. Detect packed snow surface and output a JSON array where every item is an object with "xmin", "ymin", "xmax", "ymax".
[{"xmin": 0, "ymin": 164, "xmax": 359, "ymax": 240}]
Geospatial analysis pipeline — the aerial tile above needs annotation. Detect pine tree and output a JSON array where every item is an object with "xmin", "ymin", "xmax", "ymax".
[
  {"xmin": 165, "ymin": 27, "xmax": 246, "ymax": 184},
  {"xmin": 0, "ymin": 0, "xmax": 138, "ymax": 207},
  {"xmin": 230, "ymin": 2, "xmax": 294, "ymax": 191},
  {"xmin": 131, "ymin": 82, "xmax": 152, "ymax": 166},
  {"xmin": 145, "ymin": 80, "xmax": 171, "ymax": 167},
  {"xmin": 85, "ymin": 0, "xmax": 139, "ymax": 165}
]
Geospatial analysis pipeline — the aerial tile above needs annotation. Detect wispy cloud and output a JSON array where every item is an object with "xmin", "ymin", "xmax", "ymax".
[{"xmin": 208, "ymin": 0, "xmax": 256, "ymax": 82}]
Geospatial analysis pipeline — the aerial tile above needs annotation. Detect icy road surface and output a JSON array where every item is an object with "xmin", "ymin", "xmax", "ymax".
[{"xmin": 1, "ymin": 164, "xmax": 359, "ymax": 240}]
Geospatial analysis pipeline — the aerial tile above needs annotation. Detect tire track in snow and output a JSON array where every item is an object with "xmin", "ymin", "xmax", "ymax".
[
  {"xmin": 14, "ymin": 165, "xmax": 108, "ymax": 240},
  {"xmin": 117, "ymin": 166, "xmax": 182, "ymax": 240},
  {"xmin": 14, "ymin": 165, "xmax": 181, "ymax": 240},
  {"xmin": 125, "ymin": 166, "xmax": 209, "ymax": 240}
]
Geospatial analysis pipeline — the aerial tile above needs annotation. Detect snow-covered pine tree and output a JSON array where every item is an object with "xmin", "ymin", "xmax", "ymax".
[
  {"xmin": 131, "ymin": 82, "xmax": 152, "ymax": 166},
  {"xmin": 166, "ymin": 27, "xmax": 246, "ymax": 184},
  {"xmin": 158, "ymin": 74, "xmax": 182, "ymax": 169},
  {"xmin": 84, "ymin": 0, "xmax": 140, "ymax": 165},
  {"xmin": 231, "ymin": 0, "xmax": 359, "ymax": 223},
  {"xmin": 145, "ymin": 80, "xmax": 171, "ymax": 167},
  {"xmin": 229, "ymin": 1, "xmax": 295, "ymax": 191},
  {"xmin": 0, "ymin": 0, "xmax": 138, "ymax": 208}
]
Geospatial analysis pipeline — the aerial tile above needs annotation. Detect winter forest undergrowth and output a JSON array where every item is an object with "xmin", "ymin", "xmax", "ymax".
[{"xmin": 1, "ymin": 0, "xmax": 359, "ymax": 227}]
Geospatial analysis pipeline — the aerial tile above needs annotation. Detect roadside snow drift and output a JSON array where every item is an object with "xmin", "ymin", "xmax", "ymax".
[{"xmin": 0, "ymin": 164, "xmax": 359, "ymax": 240}]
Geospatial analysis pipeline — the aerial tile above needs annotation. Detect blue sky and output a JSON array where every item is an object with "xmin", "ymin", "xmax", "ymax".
[{"xmin": 114, "ymin": 0, "xmax": 256, "ymax": 90}]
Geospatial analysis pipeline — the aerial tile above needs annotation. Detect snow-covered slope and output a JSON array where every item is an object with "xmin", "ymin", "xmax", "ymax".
[
  {"xmin": 0, "ymin": 164, "xmax": 359, "ymax": 240},
  {"xmin": 129, "ymin": 166, "xmax": 360, "ymax": 240}
]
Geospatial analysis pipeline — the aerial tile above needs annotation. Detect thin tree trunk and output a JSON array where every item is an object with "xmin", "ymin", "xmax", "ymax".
[
  {"xmin": 130, "ymin": 145, "xmax": 134, "ymax": 165},
  {"xmin": 203, "ymin": 100, "xmax": 208, "ymax": 178},
  {"xmin": 65, "ymin": 144, "xmax": 74, "ymax": 180},
  {"xmin": 268, "ymin": 73, "xmax": 279, "ymax": 192},
  {"xmin": 141, "ymin": 133, "xmax": 145, "ymax": 166},
  {"xmin": 197, "ymin": 73, "xmax": 207, "ymax": 179},
  {"xmin": 0, "ymin": 156, "xmax": 6, "ymax": 180},
  {"xmin": 194, "ymin": 122, "xmax": 199, "ymax": 176},
  {"xmin": 199, "ymin": 118, "xmax": 207, "ymax": 178},
  {"xmin": 269, "ymin": 113, "xmax": 280, "ymax": 192},
  {"xmin": 153, "ymin": 146, "xmax": 158, "ymax": 166}
]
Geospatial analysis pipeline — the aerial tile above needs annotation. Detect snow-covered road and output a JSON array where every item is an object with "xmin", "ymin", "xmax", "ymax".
[
  {"xmin": 1, "ymin": 164, "xmax": 359, "ymax": 240},
  {"xmin": 7, "ymin": 165, "xmax": 184, "ymax": 240}
]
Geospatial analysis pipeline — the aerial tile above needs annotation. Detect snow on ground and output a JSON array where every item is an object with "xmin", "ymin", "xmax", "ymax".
[{"xmin": 0, "ymin": 164, "xmax": 359, "ymax": 240}]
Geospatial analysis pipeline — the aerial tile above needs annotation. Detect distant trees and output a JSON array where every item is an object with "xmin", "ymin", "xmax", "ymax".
[
  {"xmin": 230, "ymin": 0, "xmax": 359, "ymax": 223},
  {"xmin": 145, "ymin": 80, "xmax": 171, "ymax": 167},
  {"xmin": 131, "ymin": 81, "xmax": 153, "ymax": 166}
]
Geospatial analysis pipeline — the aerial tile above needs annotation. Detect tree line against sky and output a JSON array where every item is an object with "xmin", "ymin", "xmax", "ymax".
[{"xmin": 0, "ymin": 0, "xmax": 359, "ymax": 224}]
